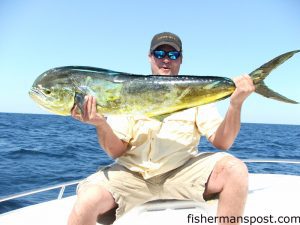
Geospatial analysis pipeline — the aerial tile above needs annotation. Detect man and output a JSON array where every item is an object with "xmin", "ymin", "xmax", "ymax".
[{"xmin": 68, "ymin": 32, "xmax": 254, "ymax": 225}]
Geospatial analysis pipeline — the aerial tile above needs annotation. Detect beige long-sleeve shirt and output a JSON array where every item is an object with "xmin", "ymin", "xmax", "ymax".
[{"xmin": 106, "ymin": 104, "xmax": 223, "ymax": 179}]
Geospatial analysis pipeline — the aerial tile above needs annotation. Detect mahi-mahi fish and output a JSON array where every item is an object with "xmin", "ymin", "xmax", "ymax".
[{"xmin": 29, "ymin": 50, "xmax": 299, "ymax": 120}]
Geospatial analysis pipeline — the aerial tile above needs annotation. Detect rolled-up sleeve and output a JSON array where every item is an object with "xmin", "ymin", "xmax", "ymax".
[
  {"xmin": 106, "ymin": 116, "xmax": 133, "ymax": 143},
  {"xmin": 196, "ymin": 104, "xmax": 223, "ymax": 139}
]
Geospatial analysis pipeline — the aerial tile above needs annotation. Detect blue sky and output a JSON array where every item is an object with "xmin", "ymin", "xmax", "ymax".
[{"xmin": 0, "ymin": 0, "xmax": 299, "ymax": 124}]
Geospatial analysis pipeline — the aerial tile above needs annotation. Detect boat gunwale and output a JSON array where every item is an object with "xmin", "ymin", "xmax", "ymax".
[
  {"xmin": 0, "ymin": 179, "xmax": 81, "ymax": 203},
  {"xmin": 1, "ymin": 158, "xmax": 300, "ymax": 208}
]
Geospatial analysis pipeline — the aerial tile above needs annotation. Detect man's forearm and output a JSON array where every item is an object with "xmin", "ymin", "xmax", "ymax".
[
  {"xmin": 95, "ymin": 120, "xmax": 128, "ymax": 159},
  {"xmin": 211, "ymin": 74, "xmax": 255, "ymax": 150},
  {"xmin": 71, "ymin": 95, "xmax": 128, "ymax": 158},
  {"xmin": 211, "ymin": 104, "xmax": 242, "ymax": 150}
]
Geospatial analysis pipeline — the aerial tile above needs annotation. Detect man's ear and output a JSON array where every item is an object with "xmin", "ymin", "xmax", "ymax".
[{"xmin": 148, "ymin": 51, "xmax": 152, "ymax": 63}]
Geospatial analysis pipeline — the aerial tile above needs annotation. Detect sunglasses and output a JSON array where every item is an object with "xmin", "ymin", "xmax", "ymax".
[{"xmin": 152, "ymin": 50, "xmax": 181, "ymax": 60}]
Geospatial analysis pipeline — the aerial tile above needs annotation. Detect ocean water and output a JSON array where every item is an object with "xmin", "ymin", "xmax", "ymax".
[{"xmin": 0, "ymin": 112, "xmax": 299, "ymax": 213}]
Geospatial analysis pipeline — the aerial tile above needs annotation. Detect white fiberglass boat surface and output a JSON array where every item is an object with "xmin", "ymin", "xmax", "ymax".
[{"xmin": 1, "ymin": 159, "xmax": 300, "ymax": 225}]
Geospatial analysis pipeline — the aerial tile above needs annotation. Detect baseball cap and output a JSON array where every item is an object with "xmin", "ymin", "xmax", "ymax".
[{"xmin": 150, "ymin": 32, "xmax": 182, "ymax": 52}]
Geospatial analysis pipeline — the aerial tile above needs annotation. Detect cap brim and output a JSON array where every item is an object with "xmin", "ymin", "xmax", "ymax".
[{"xmin": 150, "ymin": 41, "xmax": 181, "ymax": 51}]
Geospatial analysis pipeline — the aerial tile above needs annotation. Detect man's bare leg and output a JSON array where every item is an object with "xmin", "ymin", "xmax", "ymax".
[
  {"xmin": 68, "ymin": 184, "xmax": 117, "ymax": 225},
  {"xmin": 204, "ymin": 156, "xmax": 248, "ymax": 225}
]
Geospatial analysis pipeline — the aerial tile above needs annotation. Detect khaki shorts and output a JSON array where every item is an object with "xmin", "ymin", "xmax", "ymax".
[{"xmin": 78, "ymin": 152, "xmax": 230, "ymax": 221}]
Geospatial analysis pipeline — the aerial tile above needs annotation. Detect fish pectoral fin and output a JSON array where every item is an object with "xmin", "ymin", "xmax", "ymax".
[
  {"xmin": 255, "ymin": 82, "xmax": 298, "ymax": 104},
  {"xmin": 74, "ymin": 92, "xmax": 86, "ymax": 114}
]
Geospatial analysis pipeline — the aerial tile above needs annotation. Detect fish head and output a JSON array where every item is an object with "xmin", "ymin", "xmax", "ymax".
[{"xmin": 29, "ymin": 68, "xmax": 76, "ymax": 115}]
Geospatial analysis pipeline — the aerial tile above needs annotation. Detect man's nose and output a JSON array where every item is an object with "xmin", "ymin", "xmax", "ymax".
[{"xmin": 162, "ymin": 57, "xmax": 170, "ymax": 63}]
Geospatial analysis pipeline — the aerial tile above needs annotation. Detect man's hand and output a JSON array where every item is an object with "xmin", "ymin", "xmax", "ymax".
[
  {"xmin": 71, "ymin": 95, "xmax": 128, "ymax": 158},
  {"xmin": 71, "ymin": 95, "xmax": 105, "ymax": 127},
  {"xmin": 230, "ymin": 75, "xmax": 255, "ymax": 108}
]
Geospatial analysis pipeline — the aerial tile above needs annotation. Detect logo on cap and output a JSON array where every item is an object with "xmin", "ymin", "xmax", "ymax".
[{"xmin": 150, "ymin": 32, "xmax": 182, "ymax": 52}]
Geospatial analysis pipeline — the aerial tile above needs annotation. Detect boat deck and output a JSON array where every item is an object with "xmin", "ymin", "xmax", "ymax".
[{"xmin": 1, "ymin": 173, "xmax": 300, "ymax": 225}]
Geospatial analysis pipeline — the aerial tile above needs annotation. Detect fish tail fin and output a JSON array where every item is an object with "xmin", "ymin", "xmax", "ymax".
[
  {"xmin": 249, "ymin": 50, "xmax": 299, "ymax": 104},
  {"xmin": 255, "ymin": 82, "xmax": 298, "ymax": 104}
]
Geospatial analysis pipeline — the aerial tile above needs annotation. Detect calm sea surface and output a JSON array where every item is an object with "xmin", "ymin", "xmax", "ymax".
[{"xmin": 0, "ymin": 112, "xmax": 299, "ymax": 213}]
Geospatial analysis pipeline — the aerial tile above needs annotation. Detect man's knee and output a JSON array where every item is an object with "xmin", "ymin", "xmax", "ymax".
[
  {"xmin": 222, "ymin": 156, "xmax": 249, "ymax": 187},
  {"xmin": 75, "ymin": 184, "xmax": 116, "ymax": 215}
]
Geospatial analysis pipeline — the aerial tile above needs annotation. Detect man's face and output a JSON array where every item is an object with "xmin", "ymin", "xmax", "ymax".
[{"xmin": 148, "ymin": 45, "xmax": 182, "ymax": 76}]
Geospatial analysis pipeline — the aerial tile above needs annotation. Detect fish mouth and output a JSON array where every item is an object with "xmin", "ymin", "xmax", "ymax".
[
  {"xmin": 28, "ymin": 87, "xmax": 54, "ymax": 109},
  {"xmin": 29, "ymin": 87, "xmax": 47, "ymax": 100},
  {"xmin": 29, "ymin": 86, "xmax": 75, "ymax": 115},
  {"xmin": 29, "ymin": 87, "xmax": 58, "ymax": 113}
]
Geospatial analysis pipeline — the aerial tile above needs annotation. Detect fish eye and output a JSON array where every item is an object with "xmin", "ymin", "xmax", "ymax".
[{"xmin": 43, "ymin": 89, "xmax": 51, "ymax": 95}]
